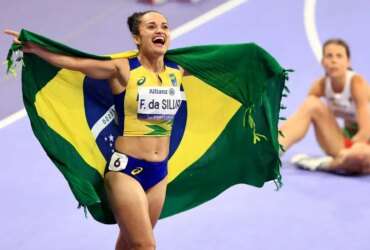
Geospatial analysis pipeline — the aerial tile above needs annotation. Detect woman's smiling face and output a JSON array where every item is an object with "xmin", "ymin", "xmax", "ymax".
[{"xmin": 134, "ymin": 12, "xmax": 170, "ymax": 56}]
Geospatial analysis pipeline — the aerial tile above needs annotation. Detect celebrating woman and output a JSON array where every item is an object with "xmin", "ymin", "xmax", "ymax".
[{"xmin": 6, "ymin": 10, "xmax": 183, "ymax": 250}]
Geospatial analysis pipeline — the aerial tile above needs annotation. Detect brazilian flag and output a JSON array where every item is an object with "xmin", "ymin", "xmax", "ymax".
[{"xmin": 6, "ymin": 29, "xmax": 288, "ymax": 224}]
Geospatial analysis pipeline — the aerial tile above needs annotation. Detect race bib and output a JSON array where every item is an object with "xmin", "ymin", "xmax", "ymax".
[
  {"xmin": 108, "ymin": 152, "xmax": 129, "ymax": 172},
  {"xmin": 137, "ymin": 86, "xmax": 183, "ymax": 120}
]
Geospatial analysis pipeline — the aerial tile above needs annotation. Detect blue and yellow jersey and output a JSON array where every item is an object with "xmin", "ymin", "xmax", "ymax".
[{"xmin": 114, "ymin": 57, "xmax": 184, "ymax": 136}]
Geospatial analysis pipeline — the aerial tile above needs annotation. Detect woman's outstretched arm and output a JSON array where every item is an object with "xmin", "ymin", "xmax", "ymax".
[{"xmin": 4, "ymin": 29, "xmax": 128, "ymax": 81}]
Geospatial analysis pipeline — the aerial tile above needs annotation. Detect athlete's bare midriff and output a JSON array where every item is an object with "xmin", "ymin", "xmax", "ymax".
[{"xmin": 115, "ymin": 136, "xmax": 170, "ymax": 162}]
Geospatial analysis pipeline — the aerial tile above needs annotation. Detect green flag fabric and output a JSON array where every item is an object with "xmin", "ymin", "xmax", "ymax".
[{"xmin": 6, "ymin": 29, "xmax": 288, "ymax": 224}]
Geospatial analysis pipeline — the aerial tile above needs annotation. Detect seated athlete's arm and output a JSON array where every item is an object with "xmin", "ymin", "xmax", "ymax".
[
  {"xmin": 351, "ymin": 75, "xmax": 370, "ymax": 143},
  {"xmin": 307, "ymin": 78, "xmax": 325, "ymax": 97}
]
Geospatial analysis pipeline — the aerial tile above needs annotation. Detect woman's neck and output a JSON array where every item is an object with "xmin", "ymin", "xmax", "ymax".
[
  {"xmin": 138, "ymin": 53, "xmax": 165, "ymax": 73},
  {"xmin": 330, "ymin": 73, "xmax": 346, "ymax": 92}
]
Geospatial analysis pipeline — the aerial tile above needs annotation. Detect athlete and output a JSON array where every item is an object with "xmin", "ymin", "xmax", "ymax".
[
  {"xmin": 5, "ymin": 10, "xmax": 183, "ymax": 250},
  {"xmin": 280, "ymin": 39, "xmax": 370, "ymax": 174}
]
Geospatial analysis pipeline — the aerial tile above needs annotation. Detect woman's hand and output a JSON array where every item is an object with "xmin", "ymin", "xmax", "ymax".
[
  {"xmin": 4, "ymin": 29, "xmax": 128, "ymax": 82},
  {"xmin": 332, "ymin": 142, "xmax": 370, "ymax": 174},
  {"xmin": 4, "ymin": 29, "xmax": 21, "ymax": 43},
  {"xmin": 4, "ymin": 29, "xmax": 37, "ymax": 53}
]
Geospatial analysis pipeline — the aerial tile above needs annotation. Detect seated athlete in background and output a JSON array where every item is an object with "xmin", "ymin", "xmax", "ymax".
[{"xmin": 279, "ymin": 38, "xmax": 370, "ymax": 175}]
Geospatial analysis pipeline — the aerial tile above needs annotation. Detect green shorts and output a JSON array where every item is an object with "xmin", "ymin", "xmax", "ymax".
[
  {"xmin": 342, "ymin": 123, "xmax": 358, "ymax": 139},
  {"xmin": 342, "ymin": 123, "xmax": 358, "ymax": 148}
]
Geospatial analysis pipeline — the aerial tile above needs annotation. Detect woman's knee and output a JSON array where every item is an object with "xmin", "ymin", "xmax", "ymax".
[
  {"xmin": 302, "ymin": 96, "xmax": 328, "ymax": 116},
  {"xmin": 130, "ymin": 238, "xmax": 156, "ymax": 250}
]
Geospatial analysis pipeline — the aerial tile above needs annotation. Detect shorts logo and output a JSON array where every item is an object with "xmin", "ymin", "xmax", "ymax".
[
  {"xmin": 137, "ymin": 77, "xmax": 146, "ymax": 86},
  {"xmin": 131, "ymin": 167, "xmax": 144, "ymax": 176}
]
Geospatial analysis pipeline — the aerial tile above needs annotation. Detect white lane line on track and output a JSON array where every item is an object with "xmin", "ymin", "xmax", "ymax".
[
  {"xmin": 172, "ymin": 0, "xmax": 247, "ymax": 39},
  {"xmin": 0, "ymin": 0, "xmax": 247, "ymax": 130},
  {"xmin": 304, "ymin": 0, "xmax": 322, "ymax": 62},
  {"xmin": 0, "ymin": 108, "xmax": 27, "ymax": 129}
]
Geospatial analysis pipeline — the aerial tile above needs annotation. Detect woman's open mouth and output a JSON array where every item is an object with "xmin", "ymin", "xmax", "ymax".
[{"xmin": 152, "ymin": 36, "xmax": 165, "ymax": 47}]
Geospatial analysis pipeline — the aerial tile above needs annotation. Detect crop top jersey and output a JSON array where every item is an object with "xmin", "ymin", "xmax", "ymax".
[
  {"xmin": 324, "ymin": 70, "xmax": 357, "ymax": 122},
  {"xmin": 114, "ymin": 57, "xmax": 184, "ymax": 136}
]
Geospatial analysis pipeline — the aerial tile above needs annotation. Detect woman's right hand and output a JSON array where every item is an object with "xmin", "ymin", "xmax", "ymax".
[
  {"xmin": 333, "ymin": 142, "xmax": 370, "ymax": 173},
  {"xmin": 4, "ymin": 29, "xmax": 127, "ymax": 82},
  {"xmin": 4, "ymin": 29, "xmax": 37, "ymax": 53}
]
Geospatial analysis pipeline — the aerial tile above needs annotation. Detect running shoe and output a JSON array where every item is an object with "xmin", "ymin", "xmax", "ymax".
[{"xmin": 290, "ymin": 154, "xmax": 333, "ymax": 171}]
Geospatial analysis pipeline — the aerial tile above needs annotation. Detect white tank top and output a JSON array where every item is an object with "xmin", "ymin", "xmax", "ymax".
[{"xmin": 324, "ymin": 70, "xmax": 357, "ymax": 122}]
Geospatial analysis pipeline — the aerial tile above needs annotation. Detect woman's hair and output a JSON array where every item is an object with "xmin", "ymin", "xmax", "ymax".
[
  {"xmin": 127, "ymin": 10, "xmax": 161, "ymax": 36},
  {"xmin": 322, "ymin": 38, "xmax": 351, "ymax": 59}
]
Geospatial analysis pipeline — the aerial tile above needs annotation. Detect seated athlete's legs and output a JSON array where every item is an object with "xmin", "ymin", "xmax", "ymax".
[
  {"xmin": 280, "ymin": 96, "xmax": 322, "ymax": 150},
  {"xmin": 146, "ymin": 177, "xmax": 168, "ymax": 228},
  {"xmin": 280, "ymin": 96, "xmax": 344, "ymax": 156},
  {"xmin": 105, "ymin": 172, "xmax": 156, "ymax": 250},
  {"xmin": 308, "ymin": 97, "xmax": 345, "ymax": 156}
]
